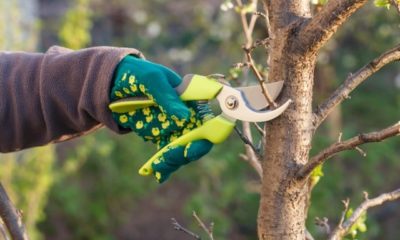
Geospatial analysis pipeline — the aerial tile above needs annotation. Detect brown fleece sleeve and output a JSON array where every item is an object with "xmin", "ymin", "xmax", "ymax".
[{"xmin": 0, "ymin": 46, "xmax": 143, "ymax": 153}]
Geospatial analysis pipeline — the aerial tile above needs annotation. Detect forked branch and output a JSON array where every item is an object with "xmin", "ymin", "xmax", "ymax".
[
  {"xmin": 297, "ymin": 122, "xmax": 400, "ymax": 180},
  {"xmin": 314, "ymin": 44, "xmax": 400, "ymax": 128},
  {"xmin": 171, "ymin": 218, "xmax": 201, "ymax": 239},
  {"xmin": 328, "ymin": 188, "xmax": 400, "ymax": 240},
  {"xmin": 297, "ymin": 0, "xmax": 368, "ymax": 54}
]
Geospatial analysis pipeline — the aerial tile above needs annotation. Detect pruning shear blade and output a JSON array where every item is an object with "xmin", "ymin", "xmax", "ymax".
[
  {"xmin": 217, "ymin": 85, "xmax": 292, "ymax": 122},
  {"xmin": 237, "ymin": 81, "xmax": 284, "ymax": 110}
]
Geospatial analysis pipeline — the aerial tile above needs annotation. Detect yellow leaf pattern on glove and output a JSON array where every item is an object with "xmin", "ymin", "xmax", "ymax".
[
  {"xmin": 115, "ymin": 91, "xmax": 123, "ymax": 98},
  {"xmin": 152, "ymin": 128, "xmax": 160, "ymax": 136},
  {"xmin": 142, "ymin": 108, "xmax": 151, "ymax": 115},
  {"xmin": 130, "ymin": 85, "xmax": 137, "ymax": 92},
  {"xmin": 158, "ymin": 113, "xmax": 167, "ymax": 122},
  {"xmin": 139, "ymin": 84, "xmax": 146, "ymax": 93},
  {"xmin": 129, "ymin": 75, "xmax": 136, "ymax": 84},
  {"xmin": 119, "ymin": 115, "xmax": 128, "ymax": 123},
  {"xmin": 162, "ymin": 121, "xmax": 170, "ymax": 129},
  {"xmin": 123, "ymin": 87, "xmax": 130, "ymax": 94},
  {"xmin": 110, "ymin": 57, "xmax": 214, "ymax": 184},
  {"xmin": 122, "ymin": 73, "xmax": 127, "ymax": 81},
  {"xmin": 136, "ymin": 121, "xmax": 144, "ymax": 129},
  {"xmin": 146, "ymin": 115, "xmax": 153, "ymax": 123}
]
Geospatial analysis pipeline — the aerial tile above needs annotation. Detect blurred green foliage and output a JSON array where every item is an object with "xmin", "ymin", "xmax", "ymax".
[
  {"xmin": 345, "ymin": 208, "xmax": 368, "ymax": 239},
  {"xmin": 40, "ymin": 132, "xmax": 157, "ymax": 240},
  {"xmin": 0, "ymin": 0, "xmax": 399, "ymax": 240},
  {"xmin": 0, "ymin": 0, "xmax": 39, "ymax": 50},
  {"xmin": 374, "ymin": 0, "xmax": 400, "ymax": 9},
  {"xmin": 59, "ymin": 0, "xmax": 92, "ymax": 49},
  {"xmin": 0, "ymin": 147, "xmax": 55, "ymax": 240}
]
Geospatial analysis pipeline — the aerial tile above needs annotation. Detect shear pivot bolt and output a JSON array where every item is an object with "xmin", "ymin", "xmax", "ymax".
[{"xmin": 225, "ymin": 96, "xmax": 238, "ymax": 110}]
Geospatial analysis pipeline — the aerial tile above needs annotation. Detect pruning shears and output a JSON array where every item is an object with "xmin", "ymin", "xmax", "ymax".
[{"xmin": 109, "ymin": 74, "xmax": 291, "ymax": 176}]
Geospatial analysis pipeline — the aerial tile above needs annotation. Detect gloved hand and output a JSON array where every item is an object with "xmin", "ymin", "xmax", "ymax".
[{"xmin": 110, "ymin": 56, "xmax": 213, "ymax": 183}]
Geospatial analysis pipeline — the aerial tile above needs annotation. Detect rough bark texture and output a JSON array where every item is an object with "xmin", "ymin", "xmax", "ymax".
[
  {"xmin": 258, "ymin": 1, "xmax": 314, "ymax": 239},
  {"xmin": 257, "ymin": 0, "xmax": 368, "ymax": 239}
]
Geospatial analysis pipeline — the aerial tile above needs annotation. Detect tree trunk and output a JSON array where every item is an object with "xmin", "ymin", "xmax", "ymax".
[{"xmin": 257, "ymin": 1, "xmax": 315, "ymax": 239}]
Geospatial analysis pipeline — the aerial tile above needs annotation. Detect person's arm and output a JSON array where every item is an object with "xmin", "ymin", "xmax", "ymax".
[{"xmin": 0, "ymin": 46, "xmax": 143, "ymax": 152}]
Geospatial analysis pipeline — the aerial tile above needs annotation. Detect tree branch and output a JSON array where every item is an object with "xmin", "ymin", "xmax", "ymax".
[
  {"xmin": 297, "ymin": 0, "xmax": 367, "ymax": 54},
  {"xmin": 297, "ymin": 122, "xmax": 400, "ymax": 180},
  {"xmin": 234, "ymin": 125, "xmax": 260, "ymax": 156},
  {"xmin": 233, "ymin": 0, "xmax": 264, "ymax": 179},
  {"xmin": 313, "ymin": 44, "xmax": 400, "ymax": 128},
  {"xmin": 236, "ymin": 0, "xmax": 276, "ymax": 107},
  {"xmin": 0, "ymin": 219, "xmax": 10, "ymax": 240},
  {"xmin": 0, "ymin": 184, "xmax": 29, "ymax": 240},
  {"xmin": 171, "ymin": 218, "xmax": 201, "ymax": 240},
  {"xmin": 391, "ymin": 0, "xmax": 400, "ymax": 14},
  {"xmin": 260, "ymin": 1, "xmax": 272, "ymax": 38},
  {"xmin": 315, "ymin": 217, "xmax": 331, "ymax": 235},
  {"xmin": 193, "ymin": 211, "xmax": 214, "ymax": 240},
  {"xmin": 328, "ymin": 188, "xmax": 400, "ymax": 239},
  {"xmin": 240, "ymin": 122, "xmax": 263, "ymax": 179},
  {"xmin": 305, "ymin": 229, "xmax": 315, "ymax": 240}
]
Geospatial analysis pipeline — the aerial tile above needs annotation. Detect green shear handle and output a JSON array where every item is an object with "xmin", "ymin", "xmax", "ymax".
[
  {"xmin": 109, "ymin": 74, "xmax": 223, "ymax": 112},
  {"xmin": 139, "ymin": 116, "xmax": 235, "ymax": 176}
]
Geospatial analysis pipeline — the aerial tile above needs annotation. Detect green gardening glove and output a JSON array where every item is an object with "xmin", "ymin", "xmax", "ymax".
[{"xmin": 110, "ymin": 56, "xmax": 213, "ymax": 183}]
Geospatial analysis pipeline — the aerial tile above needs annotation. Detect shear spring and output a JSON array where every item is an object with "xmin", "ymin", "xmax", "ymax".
[{"xmin": 195, "ymin": 101, "xmax": 215, "ymax": 122}]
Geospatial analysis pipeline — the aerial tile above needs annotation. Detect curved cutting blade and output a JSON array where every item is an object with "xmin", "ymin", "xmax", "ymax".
[
  {"xmin": 237, "ymin": 81, "xmax": 284, "ymax": 110},
  {"xmin": 216, "ymin": 86, "xmax": 292, "ymax": 122}
]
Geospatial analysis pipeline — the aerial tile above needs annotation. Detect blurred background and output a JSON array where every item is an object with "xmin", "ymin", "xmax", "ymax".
[{"xmin": 0, "ymin": 0, "xmax": 399, "ymax": 239}]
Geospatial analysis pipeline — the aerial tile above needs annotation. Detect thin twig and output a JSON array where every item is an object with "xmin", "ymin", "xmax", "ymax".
[
  {"xmin": 236, "ymin": 0, "xmax": 276, "ymax": 107},
  {"xmin": 390, "ymin": 0, "xmax": 400, "ymax": 14},
  {"xmin": 315, "ymin": 217, "xmax": 331, "ymax": 235},
  {"xmin": 0, "ymin": 183, "xmax": 29, "ymax": 240},
  {"xmin": 297, "ymin": 122, "xmax": 400, "ymax": 180},
  {"xmin": 305, "ymin": 229, "xmax": 315, "ymax": 240},
  {"xmin": 232, "ymin": 62, "xmax": 250, "ymax": 69},
  {"xmin": 253, "ymin": 11, "xmax": 266, "ymax": 18},
  {"xmin": 236, "ymin": 0, "xmax": 251, "ymax": 44},
  {"xmin": 248, "ymin": 10, "xmax": 259, "ymax": 36},
  {"xmin": 234, "ymin": 0, "xmax": 265, "ymax": 179},
  {"xmin": 337, "ymin": 132, "xmax": 343, "ymax": 143},
  {"xmin": 171, "ymin": 218, "xmax": 201, "ymax": 240},
  {"xmin": 241, "ymin": 122, "xmax": 263, "ymax": 179},
  {"xmin": 239, "ymin": 153, "xmax": 249, "ymax": 161},
  {"xmin": 329, "ymin": 188, "xmax": 400, "ymax": 240},
  {"xmin": 253, "ymin": 122, "xmax": 265, "ymax": 136},
  {"xmin": 338, "ymin": 199, "xmax": 350, "ymax": 230},
  {"xmin": 363, "ymin": 191, "xmax": 369, "ymax": 201},
  {"xmin": 261, "ymin": 0, "xmax": 272, "ymax": 38},
  {"xmin": 313, "ymin": 44, "xmax": 400, "ymax": 128},
  {"xmin": 354, "ymin": 146, "xmax": 367, "ymax": 157},
  {"xmin": 234, "ymin": 126, "xmax": 260, "ymax": 156},
  {"xmin": 243, "ymin": 48, "xmax": 277, "ymax": 107},
  {"xmin": 192, "ymin": 211, "xmax": 214, "ymax": 240}
]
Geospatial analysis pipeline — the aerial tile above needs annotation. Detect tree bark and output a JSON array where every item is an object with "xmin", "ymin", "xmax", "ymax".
[{"xmin": 257, "ymin": 1, "xmax": 314, "ymax": 239}]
